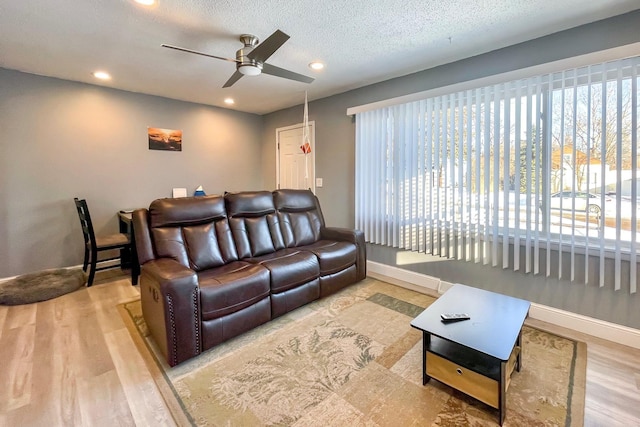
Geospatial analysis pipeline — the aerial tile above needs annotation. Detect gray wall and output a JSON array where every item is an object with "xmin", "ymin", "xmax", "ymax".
[
  {"xmin": 0, "ymin": 68, "xmax": 263, "ymax": 277},
  {"xmin": 262, "ymin": 10, "xmax": 640, "ymax": 328},
  {"xmin": 262, "ymin": 95, "xmax": 362, "ymax": 228},
  {"xmin": 369, "ymin": 244, "xmax": 640, "ymax": 329},
  {"xmin": 263, "ymin": 10, "xmax": 640, "ymax": 227}
]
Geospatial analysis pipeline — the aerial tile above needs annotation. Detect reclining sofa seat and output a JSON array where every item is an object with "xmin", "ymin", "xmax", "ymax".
[
  {"xmin": 272, "ymin": 189, "xmax": 365, "ymax": 296},
  {"xmin": 133, "ymin": 189, "xmax": 366, "ymax": 367},
  {"xmin": 133, "ymin": 195, "xmax": 272, "ymax": 367},
  {"xmin": 225, "ymin": 191, "xmax": 320, "ymax": 318}
]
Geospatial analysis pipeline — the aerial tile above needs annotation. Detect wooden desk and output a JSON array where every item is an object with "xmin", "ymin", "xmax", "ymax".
[{"xmin": 118, "ymin": 211, "xmax": 139, "ymax": 286}]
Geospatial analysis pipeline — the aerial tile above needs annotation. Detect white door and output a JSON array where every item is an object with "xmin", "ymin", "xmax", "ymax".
[{"xmin": 276, "ymin": 122, "xmax": 315, "ymax": 192}]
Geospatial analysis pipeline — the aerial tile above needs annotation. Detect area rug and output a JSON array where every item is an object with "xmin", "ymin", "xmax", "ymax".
[
  {"xmin": 0, "ymin": 268, "xmax": 86, "ymax": 305},
  {"xmin": 119, "ymin": 278, "xmax": 586, "ymax": 426}
]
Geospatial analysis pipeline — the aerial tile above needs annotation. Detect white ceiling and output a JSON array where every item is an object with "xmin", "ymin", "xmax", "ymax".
[{"xmin": 1, "ymin": 1, "xmax": 638, "ymax": 115}]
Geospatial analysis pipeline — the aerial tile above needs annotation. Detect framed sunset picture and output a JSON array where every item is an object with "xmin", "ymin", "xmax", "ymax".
[{"xmin": 148, "ymin": 127, "xmax": 182, "ymax": 151}]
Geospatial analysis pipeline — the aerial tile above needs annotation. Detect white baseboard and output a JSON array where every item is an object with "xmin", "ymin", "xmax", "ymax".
[
  {"xmin": 367, "ymin": 260, "xmax": 640, "ymax": 350},
  {"xmin": 367, "ymin": 261, "xmax": 441, "ymax": 293},
  {"xmin": 528, "ymin": 303, "xmax": 640, "ymax": 349}
]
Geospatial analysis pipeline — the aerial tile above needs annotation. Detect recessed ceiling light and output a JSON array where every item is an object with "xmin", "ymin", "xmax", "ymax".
[
  {"xmin": 224, "ymin": 98, "xmax": 235, "ymax": 105},
  {"xmin": 92, "ymin": 71, "xmax": 111, "ymax": 80},
  {"xmin": 134, "ymin": 0, "xmax": 155, "ymax": 5},
  {"xmin": 309, "ymin": 61, "xmax": 325, "ymax": 71}
]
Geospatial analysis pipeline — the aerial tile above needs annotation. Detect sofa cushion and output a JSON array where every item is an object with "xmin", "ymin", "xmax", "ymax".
[
  {"xmin": 273, "ymin": 189, "xmax": 323, "ymax": 247},
  {"xmin": 248, "ymin": 249, "xmax": 319, "ymax": 293},
  {"xmin": 225, "ymin": 191, "xmax": 274, "ymax": 217},
  {"xmin": 226, "ymin": 191, "xmax": 285, "ymax": 258},
  {"xmin": 149, "ymin": 196, "xmax": 239, "ymax": 271},
  {"xmin": 229, "ymin": 216, "xmax": 276, "ymax": 257},
  {"xmin": 198, "ymin": 262, "xmax": 270, "ymax": 321},
  {"xmin": 150, "ymin": 195, "xmax": 227, "ymax": 227},
  {"xmin": 298, "ymin": 240, "xmax": 357, "ymax": 275}
]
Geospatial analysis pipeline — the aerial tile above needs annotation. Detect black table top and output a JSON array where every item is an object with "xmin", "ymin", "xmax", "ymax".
[{"xmin": 411, "ymin": 284, "xmax": 530, "ymax": 361}]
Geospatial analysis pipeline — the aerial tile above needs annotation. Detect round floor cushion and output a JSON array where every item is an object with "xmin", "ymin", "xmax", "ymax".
[{"xmin": 0, "ymin": 268, "xmax": 86, "ymax": 305}]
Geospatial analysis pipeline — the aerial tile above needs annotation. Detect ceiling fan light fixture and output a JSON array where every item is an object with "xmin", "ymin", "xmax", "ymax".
[
  {"xmin": 309, "ymin": 61, "xmax": 325, "ymax": 71},
  {"xmin": 238, "ymin": 64, "xmax": 262, "ymax": 76},
  {"xmin": 162, "ymin": 30, "xmax": 313, "ymax": 88},
  {"xmin": 92, "ymin": 71, "xmax": 111, "ymax": 80}
]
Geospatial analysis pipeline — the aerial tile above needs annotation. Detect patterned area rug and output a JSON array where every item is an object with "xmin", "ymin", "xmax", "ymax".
[{"xmin": 119, "ymin": 278, "xmax": 586, "ymax": 426}]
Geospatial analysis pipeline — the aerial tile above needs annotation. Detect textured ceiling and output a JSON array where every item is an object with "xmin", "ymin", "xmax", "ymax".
[{"xmin": 0, "ymin": 1, "xmax": 638, "ymax": 115}]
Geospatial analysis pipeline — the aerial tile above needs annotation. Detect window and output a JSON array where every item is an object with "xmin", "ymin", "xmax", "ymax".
[{"xmin": 355, "ymin": 55, "xmax": 639, "ymax": 293}]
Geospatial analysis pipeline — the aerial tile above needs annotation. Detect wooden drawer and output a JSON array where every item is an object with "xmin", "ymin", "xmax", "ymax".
[
  {"xmin": 427, "ymin": 351, "xmax": 499, "ymax": 408},
  {"xmin": 505, "ymin": 345, "xmax": 520, "ymax": 391}
]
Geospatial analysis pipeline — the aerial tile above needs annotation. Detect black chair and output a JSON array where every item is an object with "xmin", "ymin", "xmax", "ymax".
[{"xmin": 74, "ymin": 198, "xmax": 136, "ymax": 286}]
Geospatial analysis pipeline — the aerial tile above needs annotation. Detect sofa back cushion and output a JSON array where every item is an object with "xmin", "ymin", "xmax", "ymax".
[
  {"xmin": 273, "ymin": 189, "xmax": 324, "ymax": 248},
  {"xmin": 225, "ymin": 191, "xmax": 285, "ymax": 258},
  {"xmin": 148, "ymin": 196, "xmax": 238, "ymax": 271}
]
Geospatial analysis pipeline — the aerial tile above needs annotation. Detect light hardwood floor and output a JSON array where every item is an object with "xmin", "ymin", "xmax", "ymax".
[{"xmin": 0, "ymin": 271, "xmax": 638, "ymax": 426}]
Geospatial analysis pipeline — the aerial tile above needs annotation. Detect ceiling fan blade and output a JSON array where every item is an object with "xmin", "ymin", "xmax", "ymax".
[
  {"xmin": 247, "ymin": 30, "xmax": 289, "ymax": 63},
  {"xmin": 262, "ymin": 63, "xmax": 314, "ymax": 84},
  {"xmin": 222, "ymin": 70, "xmax": 243, "ymax": 88},
  {"xmin": 161, "ymin": 44, "xmax": 239, "ymax": 63}
]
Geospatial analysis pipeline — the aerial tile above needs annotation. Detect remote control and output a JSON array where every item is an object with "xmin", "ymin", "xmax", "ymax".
[{"xmin": 441, "ymin": 313, "xmax": 470, "ymax": 323}]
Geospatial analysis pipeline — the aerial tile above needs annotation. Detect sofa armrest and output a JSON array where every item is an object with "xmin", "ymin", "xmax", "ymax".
[
  {"xmin": 132, "ymin": 208, "xmax": 154, "ymax": 265},
  {"xmin": 321, "ymin": 227, "xmax": 363, "ymax": 244},
  {"xmin": 140, "ymin": 258, "xmax": 201, "ymax": 366},
  {"xmin": 321, "ymin": 227, "xmax": 367, "ymax": 280}
]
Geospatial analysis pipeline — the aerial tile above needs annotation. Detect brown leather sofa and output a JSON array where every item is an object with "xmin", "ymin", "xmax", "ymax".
[{"xmin": 132, "ymin": 189, "xmax": 366, "ymax": 366}]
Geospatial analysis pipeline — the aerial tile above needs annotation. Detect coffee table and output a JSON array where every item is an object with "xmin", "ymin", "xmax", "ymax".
[{"xmin": 410, "ymin": 284, "xmax": 530, "ymax": 425}]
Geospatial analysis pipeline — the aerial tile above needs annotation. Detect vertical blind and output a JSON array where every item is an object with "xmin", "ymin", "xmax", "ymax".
[{"xmin": 355, "ymin": 55, "xmax": 640, "ymax": 293}]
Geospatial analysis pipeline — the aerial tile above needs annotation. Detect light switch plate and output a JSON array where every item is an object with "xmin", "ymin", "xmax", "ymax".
[{"xmin": 316, "ymin": 178, "xmax": 323, "ymax": 187}]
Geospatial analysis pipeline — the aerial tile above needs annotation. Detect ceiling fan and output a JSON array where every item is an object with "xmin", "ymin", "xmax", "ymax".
[{"xmin": 161, "ymin": 30, "xmax": 315, "ymax": 88}]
